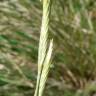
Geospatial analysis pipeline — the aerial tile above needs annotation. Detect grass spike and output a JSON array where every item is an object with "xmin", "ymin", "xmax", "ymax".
[{"xmin": 34, "ymin": 0, "xmax": 53, "ymax": 96}]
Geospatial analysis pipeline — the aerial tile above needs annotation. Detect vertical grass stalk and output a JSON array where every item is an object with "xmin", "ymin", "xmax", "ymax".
[{"xmin": 34, "ymin": 0, "xmax": 53, "ymax": 96}]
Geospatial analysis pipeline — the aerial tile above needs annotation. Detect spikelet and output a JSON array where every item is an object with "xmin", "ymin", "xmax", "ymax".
[{"xmin": 34, "ymin": 0, "xmax": 53, "ymax": 96}]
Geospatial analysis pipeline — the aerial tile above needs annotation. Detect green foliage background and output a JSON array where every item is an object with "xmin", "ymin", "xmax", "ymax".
[{"xmin": 0, "ymin": 0, "xmax": 96, "ymax": 96}]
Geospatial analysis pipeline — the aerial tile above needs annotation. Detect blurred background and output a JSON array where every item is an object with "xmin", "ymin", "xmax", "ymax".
[{"xmin": 0, "ymin": 0, "xmax": 96, "ymax": 96}]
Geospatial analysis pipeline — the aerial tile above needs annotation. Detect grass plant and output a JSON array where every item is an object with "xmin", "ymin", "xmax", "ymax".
[{"xmin": 0, "ymin": 0, "xmax": 96, "ymax": 96}]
